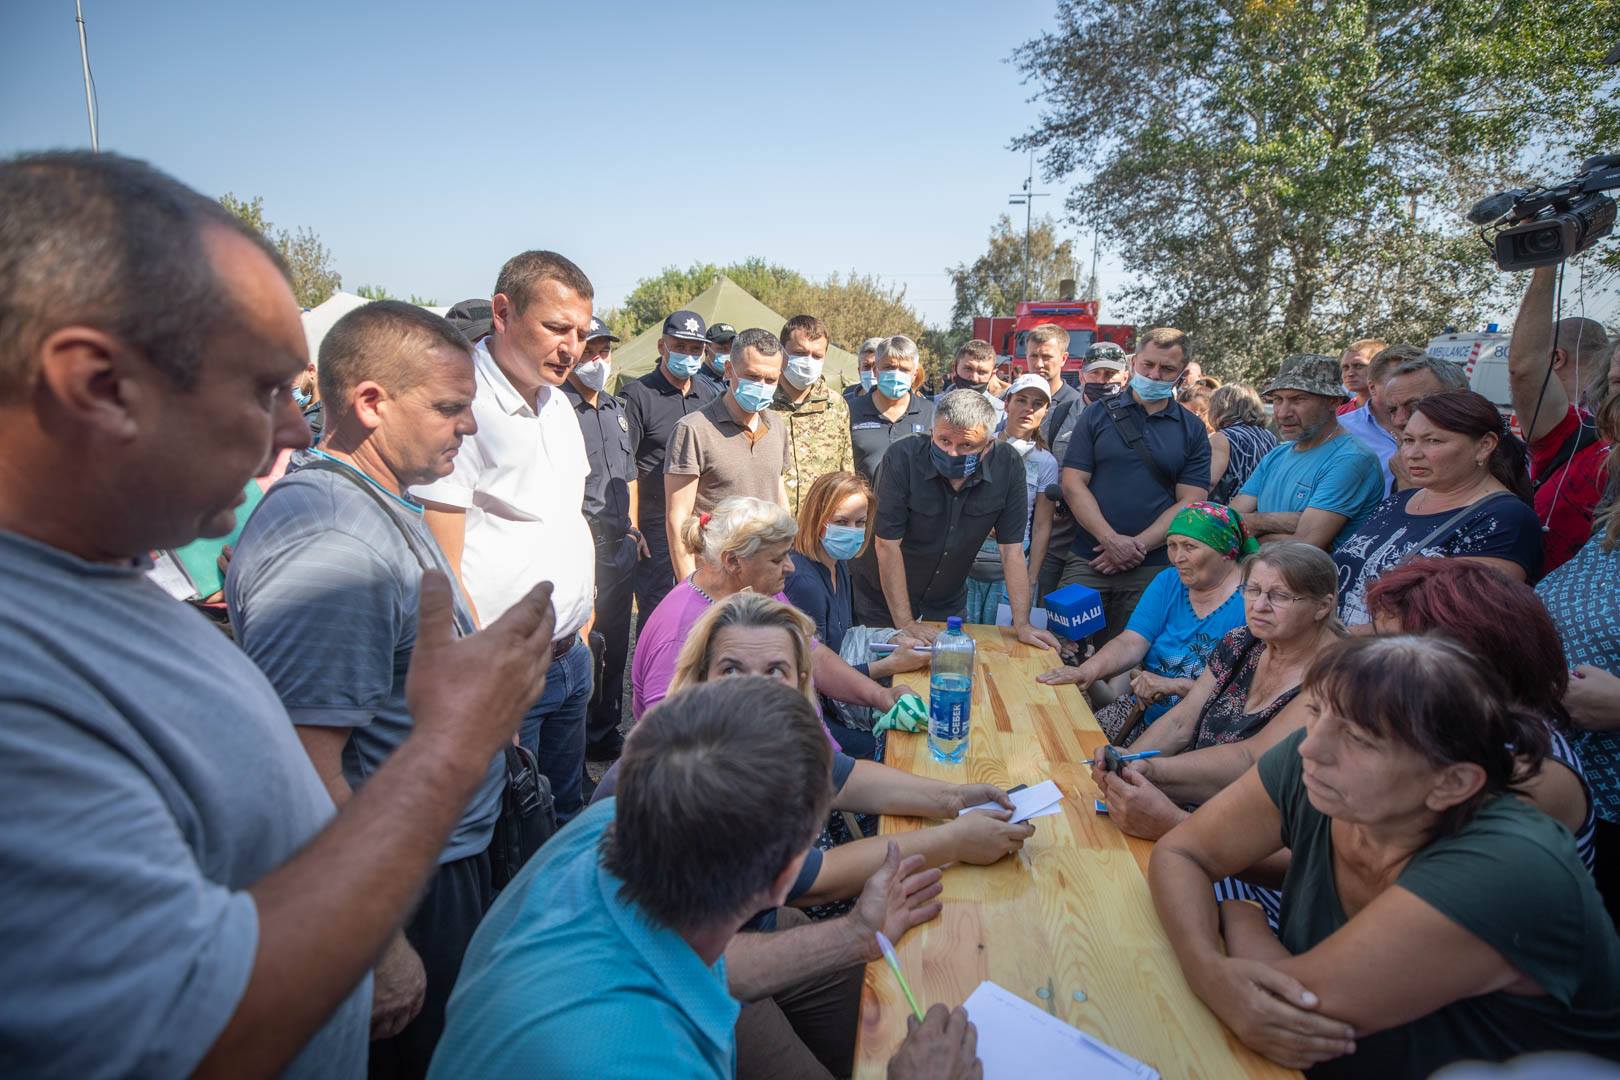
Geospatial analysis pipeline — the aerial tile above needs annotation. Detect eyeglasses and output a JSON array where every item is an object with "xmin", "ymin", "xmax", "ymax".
[{"xmin": 1241, "ymin": 585, "xmax": 1304, "ymax": 606}]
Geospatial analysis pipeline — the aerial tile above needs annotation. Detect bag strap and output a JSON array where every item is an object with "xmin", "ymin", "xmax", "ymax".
[
  {"xmin": 1532, "ymin": 419, "xmax": 1601, "ymax": 493},
  {"xmin": 1102, "ymin": 395, "xmax": 1176, "ymax": 496},
  {"xmin": 1398, "ymin": 491, "xmax": 1518, "ymax": 563},
  {"xmin": 295, "ymin": 455, "xmax": 472, "ymax": 637}
]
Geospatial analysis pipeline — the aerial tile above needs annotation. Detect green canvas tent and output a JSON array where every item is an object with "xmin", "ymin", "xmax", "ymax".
[{"xmin": 609, "ymin": 274, "xmax": 858, "ymax": 392}]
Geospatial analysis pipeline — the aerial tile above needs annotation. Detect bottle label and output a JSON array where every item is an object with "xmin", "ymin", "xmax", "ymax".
[{"xmin": 929, "ymin": 676, "xmax": 972, "ymax": 741}]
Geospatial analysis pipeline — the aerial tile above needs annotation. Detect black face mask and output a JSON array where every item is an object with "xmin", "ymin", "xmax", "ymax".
[
  {"xmin": 1083, "ymin": 381, "xmax": 1120, "ymax": 403},
  {"xmin": 951, "ymin": 376, "xmax": 990, "ymax": 393}
]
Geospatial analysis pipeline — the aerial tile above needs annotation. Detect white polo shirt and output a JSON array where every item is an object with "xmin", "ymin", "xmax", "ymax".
[{"xmin": 413, "ymin": 339, "xmax": 595, "ymax": 642}]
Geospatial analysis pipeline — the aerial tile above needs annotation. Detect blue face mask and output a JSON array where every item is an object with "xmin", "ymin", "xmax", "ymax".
[
  {"xmin": 293, "ymin": 386, "xmax": 313, "ymax": 408},
  {"xmin": 876, "ymin": 370, "xmax": 910, "ymax": 399},
  {"xmin": 1130, "ymin": 372, "xmax": 1178, "ymax": 401},
  {"xmin": 859, "ymin": 369, "xmax": 875, "ymax": 392},
  {"xmin": 822, "ymin": 523, "xmax": 866, "ymax": 561},
  {"xmin": 711, "ymin": 352, "xmax": 730, "ymax": 373},
  {"xmin": 930, "ymin": 443, "xmax": 980, "ymax": 479},
  {"xmin": 732, "ymin": 378, "xmax": 774, "ymax": 414},
  {"xmin": 667, "ymin": 351, "xmax": 703, "ymax": 378}
]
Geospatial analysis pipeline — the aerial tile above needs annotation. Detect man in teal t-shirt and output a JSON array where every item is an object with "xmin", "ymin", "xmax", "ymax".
[
  {"xmin": 429, "ymin": 677, "xmax": 983, "ymax": 1080},
  {"xmin": 1231, "ymin": 354, "xmax": 1384, "ymax": 550}
]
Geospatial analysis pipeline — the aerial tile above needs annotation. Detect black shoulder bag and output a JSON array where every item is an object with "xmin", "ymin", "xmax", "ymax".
[
  {"xmin": 296, "ymin": 456, "xmax": 556, "ymax": 889},
  {"xmin": 1102, "ymin": 393, "xmax": 1177, "ymax": 497}
]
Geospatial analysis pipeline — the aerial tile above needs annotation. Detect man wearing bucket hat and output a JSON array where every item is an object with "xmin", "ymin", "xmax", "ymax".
[{"xmin": 1228, "ymin": 353, "xmax": 1385, "ymax": 551}]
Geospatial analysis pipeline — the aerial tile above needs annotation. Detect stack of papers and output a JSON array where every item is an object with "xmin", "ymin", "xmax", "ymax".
[
  {"xmin": 958, "ymin": 779, "xmax": 1064, "ymax": 823},
  {"xmin": 962, "ymin": 980, "xmax": 1160, "ymax": 1079}
]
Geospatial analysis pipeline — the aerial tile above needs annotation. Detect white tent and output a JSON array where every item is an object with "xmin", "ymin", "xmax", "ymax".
[{"xmin": 301, "ymin": 292, "xmax": 450, "ymax": 363}]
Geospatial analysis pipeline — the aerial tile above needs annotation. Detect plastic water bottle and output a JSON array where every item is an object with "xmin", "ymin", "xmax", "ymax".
[{"xmin": 928, "ymin": 617, "xmax": 975, "ymax": 763}]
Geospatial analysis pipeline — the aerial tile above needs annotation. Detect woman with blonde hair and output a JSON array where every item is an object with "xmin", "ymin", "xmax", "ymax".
[
  {"xmin": 630, "ymin": 496, "xmax": 906, "ymax": 723},
  {"xmin": 1206, "ymin": 382, "xmax": 1277, "ymax": 504}
]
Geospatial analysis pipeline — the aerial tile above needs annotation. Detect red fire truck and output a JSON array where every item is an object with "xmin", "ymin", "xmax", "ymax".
[{"xmin": 973, "ymin": 300, "xmax": 1136, "ymax": 384}]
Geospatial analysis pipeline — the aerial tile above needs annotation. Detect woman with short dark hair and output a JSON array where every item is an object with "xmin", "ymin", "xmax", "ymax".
[
  {"xmin": 1333, "ymin": 389, "xmax": 1542, "ymax": 626},
  {"xmin": 1150, "ymin": 635, "xmax": 1620, "ymax": 1077}
]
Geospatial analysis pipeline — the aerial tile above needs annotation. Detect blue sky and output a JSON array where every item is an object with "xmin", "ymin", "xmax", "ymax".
[{"xmin": 1, "ymin": 0, "xmax": 1119, "ymax": 327}]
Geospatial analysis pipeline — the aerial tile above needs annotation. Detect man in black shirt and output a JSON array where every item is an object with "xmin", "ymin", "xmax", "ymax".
[
  {"xmin": 621, "ymin": 310, "xmax": 719, "ymax": 627},
  {"xmin": 872, "ymin": 390, "xmax": 1061, "ymax": 652},
  {"xmin": 563, "ymin": 317, "xmax": 637, "ymax": 761},
  {"xmin": 1059, "ymin": 327, "xmax": 1210, "ymax": 645},
  {"xmin": 699, "ymin": 322, "xmax": 735, "ymax": 395}
]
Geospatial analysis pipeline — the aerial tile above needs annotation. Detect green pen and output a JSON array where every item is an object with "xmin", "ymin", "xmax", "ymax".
[{"xmin": 875, "ymin": 931, "xmax": 924, "ymax": 1021}]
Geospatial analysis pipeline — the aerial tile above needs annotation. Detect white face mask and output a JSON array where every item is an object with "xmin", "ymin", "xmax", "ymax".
[
  {"xmin": 574, "ymin": 359, "xmax": 610, "ymax": 392},
  {"xmin": 784, "ymin": 354, "xmax": 824, "ymax": 389}
]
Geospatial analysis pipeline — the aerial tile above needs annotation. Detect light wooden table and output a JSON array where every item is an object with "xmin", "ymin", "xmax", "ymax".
[{"xmin": 853, "ymin": 625, "xmax": 1298, "ymax": 1079}]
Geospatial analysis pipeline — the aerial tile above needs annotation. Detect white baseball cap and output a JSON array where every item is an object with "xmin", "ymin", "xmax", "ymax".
[{"xmin": 1005, "ymin": 373, "xmax": 1054, "ymax": 401}]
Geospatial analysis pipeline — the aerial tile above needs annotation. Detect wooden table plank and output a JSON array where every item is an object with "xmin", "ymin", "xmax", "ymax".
[{"xmin": 853, "ymin": 625, "xmax": 1297, "ymax": 1079}]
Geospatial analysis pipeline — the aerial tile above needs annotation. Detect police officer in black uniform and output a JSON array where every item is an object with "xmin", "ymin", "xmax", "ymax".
[{"xmin": 563, "ymin": 317, "xmax": 639, "ymax": 762}]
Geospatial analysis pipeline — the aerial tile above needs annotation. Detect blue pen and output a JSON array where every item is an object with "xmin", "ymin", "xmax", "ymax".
[
  {"xmin": 1119, "ymin": 749, "xmax": 1161, "ymax": 763},
  {"xmin": 1101, "ymin": 746, "xmax": 1161, "ymax": 774}
]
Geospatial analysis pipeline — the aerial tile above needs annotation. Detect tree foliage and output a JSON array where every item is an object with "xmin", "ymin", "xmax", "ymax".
[
  {"xmin": 1012, "ymin": 0, "xmax": 1620, "ymax": 380},
  {"xmin": 604, "ymin": 259, "xmax": 932, "ymax": 363},
  {"xmin": 947, "ymin": 214, "xmax": 1079, "ymax": 332},
  {"xmin": 355, "ymin": 283, "xmax": 439, "ymax": 306},
  {"xmin": 219, "ymin": 193, "xmax": 342, "ymax": 309}
]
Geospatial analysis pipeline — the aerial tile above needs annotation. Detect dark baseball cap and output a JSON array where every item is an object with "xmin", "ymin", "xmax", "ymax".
[
  {"xmin": 662, "ymin": 310, "xmax": 708, "ymax": 342},
  {"xmin": 445, "ymin": 298, "xmax": 493, "ymax": 342},
  {"xmin": 586, "ymin": 316, "xmax": 619, "ymax": 343},
  {"xmin": 706, "ymin": 322, "xmax": 737, "ymax": 346}
]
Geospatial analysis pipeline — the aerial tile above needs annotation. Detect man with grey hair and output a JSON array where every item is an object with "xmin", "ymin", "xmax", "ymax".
[
  {"xmin": 0, "ymin": 151, "xmax": 559, "ymax": 1078},
  {"xmin": 1508, "ymin": 264, "xmax": 1614, "ymax": 572},
  {"xmin": 848, "ymin": 334, "xmax": 935, "ymax": 482},
  {"xmin": 228, "ymin": 300, "xmax": 497, "ymax": 1076},
  {"xmin": 845, "ymin": 335, "xmax": 885, "ymax": 402},
  {"xmin": 665, "ymin": 327, "xmax": 792, "ymax": 580},
  {"xmin": 871, "ymin": 389, "xmax": 1062, "ymax": 649}
]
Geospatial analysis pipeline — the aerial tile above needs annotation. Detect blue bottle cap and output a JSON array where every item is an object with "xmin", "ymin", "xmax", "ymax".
[{"xmin": 946, "ymin": 616, "xmax": 963, "ymax": 632}]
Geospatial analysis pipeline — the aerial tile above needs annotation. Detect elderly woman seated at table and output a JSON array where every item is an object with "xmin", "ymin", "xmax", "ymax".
[
  {"xmin": 1089, "ymin": 542, "xmax": 1344, "ymax": 840},
  {"xmin": 631, "ymin": 495, "xmax": 906, "ymax": 724},
  {"xmin": 1149, "ymin": 635, "xmax": 1620, "ymax": 1077},
  {"xmin": 1366, "ymin": 558, "xmax": 1595, "ymax": 870},
  {"xmin": 1039, "ymin": 502, "xmax": 1252, "ymax": 744}
]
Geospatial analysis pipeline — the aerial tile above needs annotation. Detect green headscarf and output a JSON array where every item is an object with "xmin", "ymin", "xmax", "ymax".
[{"xmin": 1166, "ymin": 501, "xmax": 1260, "ymax": 560}]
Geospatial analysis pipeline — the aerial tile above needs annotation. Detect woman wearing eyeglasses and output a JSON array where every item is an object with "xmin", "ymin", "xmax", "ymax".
[{"xmin": 1090, "ymin": 542, "xmax": 1345, "ymax": 841}]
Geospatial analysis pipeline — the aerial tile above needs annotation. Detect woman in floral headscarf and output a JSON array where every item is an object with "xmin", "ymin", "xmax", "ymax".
[{"xmin": 1039, "ymin": 502, "xmax": 1256, "ymax": 744}]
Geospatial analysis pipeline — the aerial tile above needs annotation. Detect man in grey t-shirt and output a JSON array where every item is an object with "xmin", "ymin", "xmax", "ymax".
[
  {"xmin": 0, "ymin": 152, "xmax": 558, "ymax": 1078},
  {"xmin": 228, "ymin": 301, "xmax": 502, "ymax": 1078}
]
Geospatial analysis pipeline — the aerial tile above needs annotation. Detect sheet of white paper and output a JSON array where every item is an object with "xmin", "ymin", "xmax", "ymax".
[
  {"xmin": 958, "ymin": 779, "xmax": 1064, "ymax": 823},
  {"xmin": 995, "ymin": 603, "xmax": 1049, "ymax": 629},
  {"xmin": 962, "ymin": 980, "xmax": 1160, "ymax": 1080}
]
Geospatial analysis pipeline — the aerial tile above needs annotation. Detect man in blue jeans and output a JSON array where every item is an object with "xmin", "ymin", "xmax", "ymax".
[{"xmin": 419, "ymin": 250, "xmax": 599, "ymax": 822}]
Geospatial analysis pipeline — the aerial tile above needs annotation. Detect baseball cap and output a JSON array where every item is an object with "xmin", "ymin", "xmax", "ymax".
[
  {"xmin": 586, "ymin": 316, "xmax": 620, "ymax": 343},
  {"xmin": 705, "ymin": 322, "xmax": 737, "ymax": 346},
  {"xmin": 1005, "ymin": 373, "xmax": 1054, "ymax": 401},
  {"xmin": 1261, "ymin": 354, "xmax": 1347, "ymax": 400},
  {"xmin": 445, "ymin": 298, "xmax": 493, "ymax": 343},
  {"xmin": 662, "ymin": 310, "xmax": 708, "ymax": 342},
  {"xmin": 1083, "ymin": 341, "xmax": 1128, "ymax": 373}
]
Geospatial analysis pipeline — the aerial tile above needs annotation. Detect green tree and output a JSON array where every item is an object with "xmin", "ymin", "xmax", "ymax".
[
  {"xmin": 947, "ymin": 214, "xmax": 1078, "ymax": 332},
  {"xmin": 355, "ymin": 284, "xmax": 439, "ymax": 306},
  {"xmin": 1012, "ymin": 0, "xmax": 1620, "ymax": 380},
  {"xmin": 219, "ymin": 193, "xmax": 342, "ymax": 309},
  {"xmin": 607, "ymin": 260, "xmax": 935, "ymax": 365}
]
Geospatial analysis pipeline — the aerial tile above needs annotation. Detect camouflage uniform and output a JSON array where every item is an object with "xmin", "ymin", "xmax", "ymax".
[{"xmin": 771, "ymin": 378, "xmax": 853, "ymax": 515}]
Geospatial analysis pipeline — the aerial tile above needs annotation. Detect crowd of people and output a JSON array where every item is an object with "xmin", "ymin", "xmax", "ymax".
[{"xmin": 3, "ymin": 149, "xmax": 1620, "ymax": 1080}]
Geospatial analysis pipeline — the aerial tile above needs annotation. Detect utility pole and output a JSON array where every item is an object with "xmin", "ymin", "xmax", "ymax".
[
  {"xmin": 1007, "ymin": 151, "xmax": 1048, "ymax": 307},
  {"xmin": 76, "ymin": 0, "xmax": 99, "ymax": 151}
]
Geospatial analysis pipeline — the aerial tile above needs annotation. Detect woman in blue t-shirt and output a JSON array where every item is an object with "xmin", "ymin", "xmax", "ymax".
[
  {"xmin": 1151, "ymin": 635, "xmax": 1620, "ymax": 1077},
  {"xmin": 1333, "ymin": 389, "xmax": 1542, "ymax": 626},
  {"xmin": 1039, "ymin": 502, "xmax": 1253, "ymax": 744}
]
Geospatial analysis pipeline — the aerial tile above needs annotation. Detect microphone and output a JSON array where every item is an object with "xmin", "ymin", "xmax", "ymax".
[{"xmin": 1467, "ymin": 190, "xmax": 1524, "ymax": 226}]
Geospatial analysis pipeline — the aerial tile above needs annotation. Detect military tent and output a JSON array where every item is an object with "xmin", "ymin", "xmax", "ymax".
[{"xmin": 609, "ymin": 275, "xmax": 858, "ymax": 391}]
